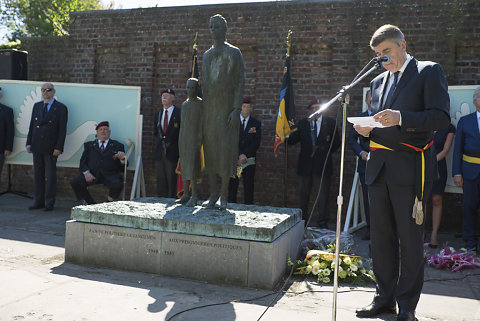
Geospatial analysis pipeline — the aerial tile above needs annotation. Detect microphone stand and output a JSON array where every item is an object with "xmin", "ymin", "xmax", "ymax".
[{"xmin": 307, "ymin": 59, "xmax": 383, "ymax": 321}]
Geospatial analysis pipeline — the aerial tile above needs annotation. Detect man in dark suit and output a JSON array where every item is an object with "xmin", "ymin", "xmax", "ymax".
[
  {"xmin": 26, "ymin": 82, "xmax": 68, "ymax": 211},
  {"xmin": 153, "ymin": 88, "xmax": 180, "ymax": 198},
  {"xmin": 354, "ymin": 25, "xmax": 450, "ymax": 321},
  {"xmin": 228, "ymin": 97, "xmax": 262, "ymax": 204},
  {"xmin": 452, "ymin": 87, "xmax": 480, "ymax": 252},
  {"xmin": 0, "ymin": 87, "xmax": 14, "ymax": 183},
  {"xmin": 348, "ymin": 90, "xmax": 372, "ymax": 240},
  {"xmin": 288, "ymin": 98, "xmax": 340, "ymax": 227},
  {"xmin": 70, "ymin": 121, "xmax": 125, "ymax": 204}
]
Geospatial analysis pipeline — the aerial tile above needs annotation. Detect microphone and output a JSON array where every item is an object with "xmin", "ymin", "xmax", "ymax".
[{"xmin": 374, "ymin": 55, "xmax": 391, "ymax": 64}]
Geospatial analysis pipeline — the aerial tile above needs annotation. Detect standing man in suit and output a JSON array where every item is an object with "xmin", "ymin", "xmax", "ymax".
[
  {"xmin": 26, "ymin": 82, "xmax": 68, "ymax": 211},
  {"xmin": 354, "ymin": 25, "xmax": 450, "ymax": 321},
  {"xmin": 70, "ymin": 121, "xmax": 125, "ymax": 204},
  {"xmin": 348, "ymin": 90, "xmax": 372, "ymax": 240},
  {"xmin": 153, "ymin": 88, "xmax": 180, "ymax": 198},
  {"xmin": 0, "ymin": 87, "xmax": 14, "ymax": 183},
  {"xmin": 288, "ymin": 98, "xmax": 340, "ymax": 227},
  {"xmin": 452, "ymin": 87, "xmax": 480, "ymax": 252},
  {"xmin": 228, "ymin": 96, "xmax": 262, "ymax": 204}
]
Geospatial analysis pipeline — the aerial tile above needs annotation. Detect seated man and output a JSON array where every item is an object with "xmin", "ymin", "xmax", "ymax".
[{"xmin": 70, "ymin": 121, "xmax": 125, "ymax": 204}]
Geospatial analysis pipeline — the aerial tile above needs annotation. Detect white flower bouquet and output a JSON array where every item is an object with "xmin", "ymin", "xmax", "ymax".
[{"xmin": 287, "ymin": 244, "xmax": 375, "ymax": 285}]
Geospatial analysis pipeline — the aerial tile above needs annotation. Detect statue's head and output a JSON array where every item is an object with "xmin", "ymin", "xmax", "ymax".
[
  {"xmin": 186, "ymin": 78, "xmax": 200, "ymax": 97},
  {"xmin": 209, "ymin": 14, "xmax": 227, "ymax": 43}
]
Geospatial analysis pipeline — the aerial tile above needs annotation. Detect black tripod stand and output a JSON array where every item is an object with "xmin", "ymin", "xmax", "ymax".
[{"xmin": 0, "ymin": 164, "xmax": 31, "ymax": 198}]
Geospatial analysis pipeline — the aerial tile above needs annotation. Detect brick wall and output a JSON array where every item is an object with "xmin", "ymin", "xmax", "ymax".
[{"xmin": 15, "ymin": 0, "xmax": 480, "ymax": 228}]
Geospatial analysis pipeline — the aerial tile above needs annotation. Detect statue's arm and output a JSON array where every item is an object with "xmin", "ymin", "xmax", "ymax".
[{"xmin": 232, "ymin": 48, "xmax": 245, "ymax": 111}]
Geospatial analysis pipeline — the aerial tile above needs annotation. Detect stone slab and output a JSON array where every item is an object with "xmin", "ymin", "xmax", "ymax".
[
  {"xmin": 72, "ymin": 222, "xmax": 162, "ymax": 274},
  {"xmin": 65, "ymin": 220, "xmax": 304, "ymax": 289},
  {"xmin": 161, "ymin": 232, "xmax": 250, "ymax": 286},
  {"xmin": 70, "ymin": 197, "xmax": 301, "ymax": 242},
  {"xmin": 248, "ymin": 220, "xmax": 304, "ymax": 288}
]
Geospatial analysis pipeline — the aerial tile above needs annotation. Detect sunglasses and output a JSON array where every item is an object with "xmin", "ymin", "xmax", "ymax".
[{"xmin": 41, "ymin": 88, "xmax": 54, "ymax": 93}]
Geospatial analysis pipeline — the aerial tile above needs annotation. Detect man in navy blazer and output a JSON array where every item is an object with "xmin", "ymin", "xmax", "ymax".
[
  {"xmin": 348, "ymin": 90, "xmax": 372, "ymax": 240},
  {"xmin": 70, "ymin": 121, "xmax": 125, "ymax": 204},
  {"xmin": 288, "ymin": 98, "xmax": 340, "ymax": 227},
  {"xmin": 228, "ymin": 97, "xmax": 262, "ymax": 204},
  {"xmin": 26, "ymin": 82, "xmax": 68, "ymax": 211},
  {"xmin": 452, "ymin": 87, "xmax": 480, "ymax": 252},
  {"xmin": 0, "ymin": 87, "xmax": 14, "ymax": 183},
  {"xmin": 354, "ymin": 25, "xmax": 450, "ymax": 321},
  {"xmin": 153, "ymin": 88, "xmax": 181, "ymax": 198}
]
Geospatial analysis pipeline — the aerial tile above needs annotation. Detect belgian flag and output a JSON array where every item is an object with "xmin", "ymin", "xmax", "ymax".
[{"xmin": 274, "ymin": 56, "xmax": 296, "ymax": 156}]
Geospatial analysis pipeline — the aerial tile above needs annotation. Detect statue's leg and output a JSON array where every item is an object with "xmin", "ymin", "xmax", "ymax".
[
  {"xmin": 177, "ymin": 180, "xmax": 191, "ymax": 204},
  {"xmin": 219, "ymin": 176, "xmax": 229, "ymax": 210},
  {"xmin": 186, "ymin": 181, "xmax": 198, "ymax": 207},
  {"xmin": 205, "ymin": 173, "xmax": 219, "ymax": 208}
]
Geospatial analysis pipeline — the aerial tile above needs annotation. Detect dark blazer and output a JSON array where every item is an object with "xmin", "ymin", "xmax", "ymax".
[
  {"xmin": 79, "ymin": 139, "xmax": 125, "ymax": 179},
  {"xmin": 239, "ymin": 116, "xmax": 261, "ymax": 158},
  {"xmin": 452, "ymin": 112, "xmax": 480, "ymax": 180},
  {"xmin": 26, "ymin": 99, "xmax": 68, "ymax": 153},
  {"xmin": 153, "ymin": 106, "xmax": 181, "ymax": 162},
  {"xmin": 348, "ymin": 110, "xmax": 370, "ymax": 174},
  {"xmin": 366, "ymin": 58, "xmax": 450, "ymax": 185},
  {"xmin": 0, "ymin": 103, "xmax": 14, "ymax": 153},
  {"xmin": 288, "ymin": 115, "xmax": 340, "ymax": 177}
]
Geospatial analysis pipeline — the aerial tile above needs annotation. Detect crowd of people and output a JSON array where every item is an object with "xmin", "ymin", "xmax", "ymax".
[{"xmin": 0, "ymin": 22, "xmax": 479, "ymax": 321}]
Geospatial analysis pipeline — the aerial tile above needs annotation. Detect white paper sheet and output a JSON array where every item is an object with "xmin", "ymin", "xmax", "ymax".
[{"xmin": 347, "ymin": 116, "xmax": 385, "ymax": 128}]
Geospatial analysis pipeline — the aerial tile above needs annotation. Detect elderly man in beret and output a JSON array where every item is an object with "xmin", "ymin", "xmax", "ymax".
[
  {"xmin": 288, "ymin": 98, "xmax": 340, "ymax": 227},
  {"xmin": 153, "ymin": 88, "xmax": 181, "ymax": 198},
  {"xmin": 70, "ymin": 121, "xmax": 125, "ymax": 204}
]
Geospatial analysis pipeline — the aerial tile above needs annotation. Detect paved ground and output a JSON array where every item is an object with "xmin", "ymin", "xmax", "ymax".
[{"xmin": 0, "ymin": 193, "xmax": 479, "ymax": 321}]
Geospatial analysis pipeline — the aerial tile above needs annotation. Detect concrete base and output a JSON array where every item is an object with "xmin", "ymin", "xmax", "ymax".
[{"xmin": 65, "ymin": 198, "xmax": 304, "ymax": 289}]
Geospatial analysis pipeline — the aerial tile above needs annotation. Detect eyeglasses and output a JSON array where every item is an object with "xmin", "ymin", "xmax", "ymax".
[{"xmin": 41, "ymin": 88, "xmax": 53, "ymax": 93}]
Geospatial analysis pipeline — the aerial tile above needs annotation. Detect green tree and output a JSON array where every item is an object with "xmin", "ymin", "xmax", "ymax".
[{"xmin": 1, "ymin": 0, "xmax": 104, "ymax": 41}]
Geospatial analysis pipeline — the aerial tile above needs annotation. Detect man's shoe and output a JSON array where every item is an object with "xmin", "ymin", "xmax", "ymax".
[
  {"xmin": 397, "ymin": 310, "xmax": 417, "ymax": 321},
  {"xmin": 44, "ymin": 205, "xmax": 54, "ymax": 211},
  {"xmin": 356, "ymin": 302, "xmax": 396, "ymax": 318},
  {"xmin": 28, "ymin": 204, "xmax": 44, "ymax": 210}
]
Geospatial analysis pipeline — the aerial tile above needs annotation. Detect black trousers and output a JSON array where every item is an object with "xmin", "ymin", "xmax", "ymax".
[
  {"xmin": 298, "ymin": 174, "xmax": 331, "ymax": 226},
  {"xmin": 70, "ymin": 173, "xmax": 123, "ymax": 204},
  {"xmin": 462, "ymin": 177, "xmax": 480, "ymax": 248},
  {"xmin": 369, "ymin": 168, "xmax": 430, "ymax": 311},
  {"xmin": 155, "ymin": 158, "xmax": 177, "ymax": 198},
  {"xmin": 359, "ymin": 170, "xmax": 370, "ymax": 226},
  {"xmin": 0, "ymin": 153, "xmax": 5, "ymax": 184},
  {"xmin": 32, "ymin": 152, "xmax": 57, "ymax": 207},
  {"xmin": 228, "ymin": 164, "xmax": 256, "ymax": 204}
]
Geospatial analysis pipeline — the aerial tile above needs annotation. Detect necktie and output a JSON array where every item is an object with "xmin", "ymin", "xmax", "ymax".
[
  {"xmin": 311, "ymin": 121, "xmax": 317, "ymax": 148},
  {"xmin": 43, "ymin": 103, "xmax": 48, "ymax": 117},
  {"xmin": 242, "ymin": 119, "xmax": 246, "ymax": 131},
  {"xmin": 163, "ymin": 109, "xmax": 168, "ymax": 133},
  {"xmin": 383, "ymin": 71, "xmax": 399, "ymax": 109},
  {"xmin": 100, "ymin": 142, "xmax": 105, "ymax": 153}
]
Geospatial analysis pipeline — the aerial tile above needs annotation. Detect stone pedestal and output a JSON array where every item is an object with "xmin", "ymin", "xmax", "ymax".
[{"xmin": 65, "ymin": 197, "xmax": 304, "ymax": 289}]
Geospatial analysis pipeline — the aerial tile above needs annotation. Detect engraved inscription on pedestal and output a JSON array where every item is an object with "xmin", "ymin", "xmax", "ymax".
[
  {"xmin": 161, "ymin": 232, "xmax": 249, "ymax": 286},
  {"xmin": 83, "ymin": 224, "xmax": 162, "ymax": 274}
]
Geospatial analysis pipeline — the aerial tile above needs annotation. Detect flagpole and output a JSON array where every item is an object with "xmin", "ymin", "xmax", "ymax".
[
  {"xmin": 283, "ymin": 30, "xmax": 292, "ymax": 207},
  {"xmin": 191, "ymin": 32, "xmax": 198, "ymax": 78}
]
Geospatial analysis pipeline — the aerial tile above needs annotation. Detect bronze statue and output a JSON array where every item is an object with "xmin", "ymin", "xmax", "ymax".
[
  {"xmin": 177, "ymin": 78, "xmax": 203, "ymax": 206},
  {"xmin": 202, "ymin": 14, "xmax": 245, "ymax": 209}
]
